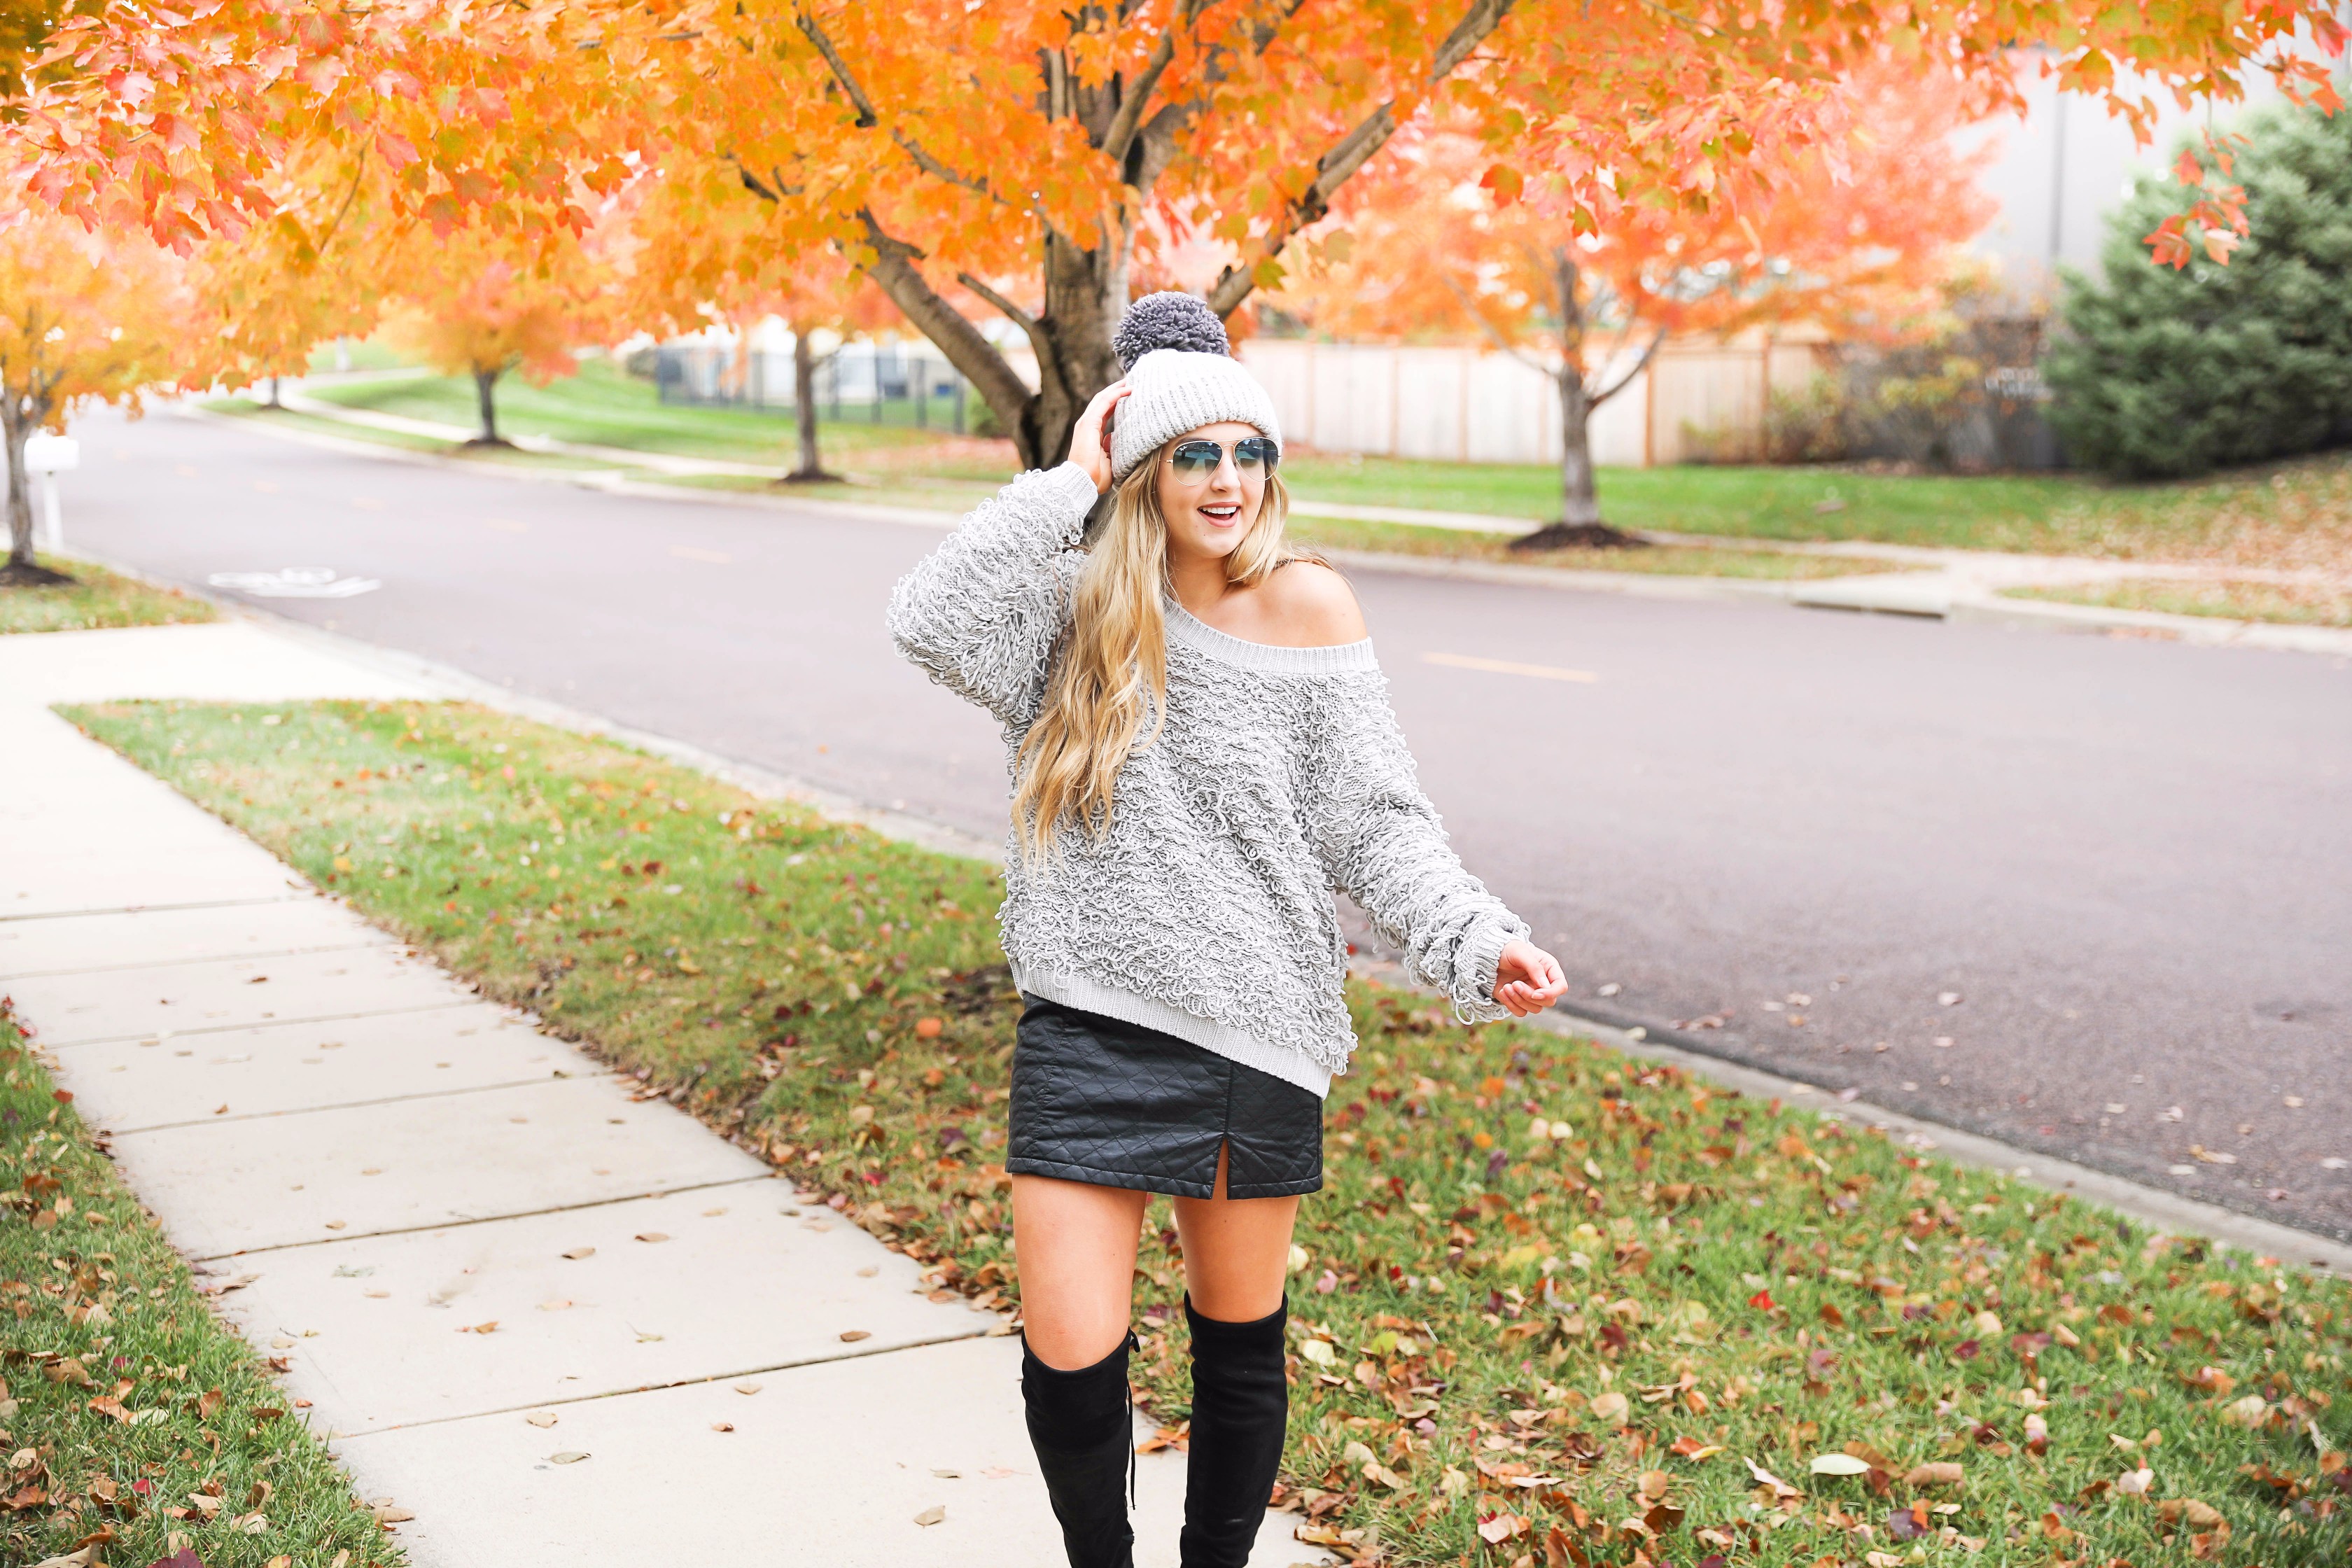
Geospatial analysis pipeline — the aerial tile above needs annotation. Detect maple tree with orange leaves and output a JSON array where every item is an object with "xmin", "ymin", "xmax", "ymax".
[
  {"xmin": 380, "ymin": 211, "xmax": 629, "ymax": 445},
  {"xmin": 1270, "ymin": 67, "xmax": 1998, "ymax": 535},
  {"xmin": 623, "ymin": 167, "xmax": 902, "ymax": 483},
  {"xmin": 0, "ymin": 201, "xmax": 195, "ymax": 578},
  {"xmin": 10, "ymin": 1, "xmax": 2344, "ymax": 470}
]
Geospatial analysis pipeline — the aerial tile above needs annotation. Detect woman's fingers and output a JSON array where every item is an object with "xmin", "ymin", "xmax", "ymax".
[{"xmin": 1492, "ymin": 941, "xmax": 1569, "ymax": 1014}]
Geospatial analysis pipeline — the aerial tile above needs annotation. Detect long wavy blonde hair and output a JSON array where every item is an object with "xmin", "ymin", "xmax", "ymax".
[{"xmin": 1012, "ymin": 442, "xmax": 1292, "ymax": 862}]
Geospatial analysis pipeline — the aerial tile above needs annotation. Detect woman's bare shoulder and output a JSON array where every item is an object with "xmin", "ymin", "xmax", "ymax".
[{"xmin": 1259, "ymin": 557, "xmax": 1368, "ymax": 646}]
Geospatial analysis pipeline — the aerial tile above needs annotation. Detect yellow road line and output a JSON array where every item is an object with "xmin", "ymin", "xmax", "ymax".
[{"xmin": 1422, "ymin": 651, "xmax": 1599, "ymax": 683}]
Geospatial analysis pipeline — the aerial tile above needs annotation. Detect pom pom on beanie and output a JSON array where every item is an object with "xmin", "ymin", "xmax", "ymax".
[
  {"xmin": 1113, "ymin": 291, "xmax": 1232, "ymax": 370},
  {"xmin": 1106, "ymin": 292, "xmax": 1281, "ymax": 482}
]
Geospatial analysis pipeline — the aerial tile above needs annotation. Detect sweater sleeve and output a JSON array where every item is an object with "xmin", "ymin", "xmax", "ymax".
[
  {"xmin": 885, "ymin": 463, "xmax": 1100, "ymax": 729},
  {"xmin": 1306, "ymin": 670, "xmax": 1531, "ymax": 1025}
]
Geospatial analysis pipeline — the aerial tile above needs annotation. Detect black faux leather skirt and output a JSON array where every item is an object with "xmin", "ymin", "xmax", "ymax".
[{"xmin": 1005, "ymin": 995, "xmax": 1323, "ymax": 1199}]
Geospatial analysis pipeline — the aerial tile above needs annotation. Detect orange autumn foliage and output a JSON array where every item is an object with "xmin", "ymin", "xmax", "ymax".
[
  {"xmin": 1268, "ymin": 68, "xmax": 1998, "ymax": 529},
  {"xmin": 0, "ymin": 197, "xmax": 200, "ymax": 572},
  {"xmin": 13, "ymin": 1, "xmax": 2343, "ymax": 466},
  {"xmin": 380, "ymin": 213, "xmax": 627, "ymax": 444}
]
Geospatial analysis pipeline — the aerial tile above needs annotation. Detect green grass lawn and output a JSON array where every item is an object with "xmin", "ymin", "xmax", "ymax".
[
  {"xmin": 0, "ymin": 1008, "xmax": 405, "ymax": 1567},
  {"xmin": 64, "ymin": 697, "xmax": 2352, "ymax": 1568},
  {"xmin": 1284, "ymin": 451, "xmax": 2352, "ymax": 573},
  {"xmin": 300, "ymin": 358, "xmax": 1013, "ymax": 474},
  {"xmin": 284, "ymin": 360, "xmax": 2352, "ymax": 573},
  {"xmin": 2005, "ymin": 579, "xmax": 2352, "ymax": 629},
  {"xmin": 0, "ymin": 556, "xmax": 218, "ymax": 635}
]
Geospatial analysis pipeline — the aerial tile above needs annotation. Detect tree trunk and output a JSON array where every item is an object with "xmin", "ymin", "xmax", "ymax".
[
  {"xmin": 471, "ymin": 367, "xmax": 503, "ymax": 445},
  {"xmin": 4, "ymin": 397, "xmax": 34, "ymax": 570},
  {"xmin": 0, "ymin": 391, "xmax": 69, "ymax": 583},
  {"xmin": 1558, "ymin": 365, "xmax": 1602, "ymax": 527},
  {"xmin": 783, "ymin": 327, "xmax": 840, "ymax": 484},
  {"xmin": 1014, "ymin": 231, "xmax": 1128, "ymax": 474},
  {"xmin": 853, "ymin": 210, "xmax": 1128, "ymax": 476},
  {"xmin": 1508, "ymin": 251, "xmax": 1645, "ymax": 553},
  {"xmin": 265, "ymin": 374, "xmax": 283, "ymax": 410}
]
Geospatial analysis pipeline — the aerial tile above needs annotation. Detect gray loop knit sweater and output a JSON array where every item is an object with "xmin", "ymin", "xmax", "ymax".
[{"xmin": 886, "ymin": 461, "xmax": 1530, "ymax": 1097}]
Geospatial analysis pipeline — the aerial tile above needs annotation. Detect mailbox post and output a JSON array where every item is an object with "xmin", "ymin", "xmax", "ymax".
[{"xmin": 23, "ymin": 433, "xmax": 80, "ymax": 554}]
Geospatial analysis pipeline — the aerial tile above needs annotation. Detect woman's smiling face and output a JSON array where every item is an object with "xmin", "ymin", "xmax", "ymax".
[{"xmin": 1154, "ymin": 421, "xmax": 1268, "ymax": 564}]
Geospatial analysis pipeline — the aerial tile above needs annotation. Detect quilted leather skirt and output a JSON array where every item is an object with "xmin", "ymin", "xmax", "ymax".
[{"xmin": 1005, "ymin": 995, "xmax": 1323, "ymax": 1199}]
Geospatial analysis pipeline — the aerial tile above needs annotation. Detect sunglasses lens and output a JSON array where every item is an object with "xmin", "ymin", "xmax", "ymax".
[
  {"xmin": 1236, "ymin": 438, "xmax": 1278, "ymax": 474},
  {"xmin": 1170, "ymin": 441, "xmax": 1223, "ymax": 477}
]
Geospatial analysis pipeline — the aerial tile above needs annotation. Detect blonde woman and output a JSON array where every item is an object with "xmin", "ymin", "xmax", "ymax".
[{"xmin": 888, "ymin": 293, "xmax": 1567, "ymax": 1568}]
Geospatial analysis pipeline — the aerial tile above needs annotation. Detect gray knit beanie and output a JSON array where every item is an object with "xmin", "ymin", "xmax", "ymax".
[{"xmin": 1107, "ymin": 293, "xmax": 1283, "ymax": 482}]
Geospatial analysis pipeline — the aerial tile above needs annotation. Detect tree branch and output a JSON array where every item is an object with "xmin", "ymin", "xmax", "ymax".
[
  {"xmin": 853, "ymin": 209, "xmax": 1032, "ymax": 426},
  {"xmin": 1206, "ymin": 0, "xmax": 1518, "ymax": 316},
  {"xmin": 1588, "ymin": 326, "xmax": 1669, "ymax": 409},
  {"xmin": 955, "ymin": 270, "xmax": 1056, "ymax": 369},
  {"xmin": 1443, "ymin": 272, "xmax": 1551, "ymax": 378},
  {"xmin": 797, "ymin": 6, "xmax": 1018, "ymax": 209}
]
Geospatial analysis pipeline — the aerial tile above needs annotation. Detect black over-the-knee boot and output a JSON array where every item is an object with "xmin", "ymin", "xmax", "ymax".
[
  {"xmin": 1021, "ymin": 1330, "xmax": 1138, "ymax": 1568},
  {"xmin": 1180, "ymin": 1294, "xmax": 1290, "ymax": 1568}
]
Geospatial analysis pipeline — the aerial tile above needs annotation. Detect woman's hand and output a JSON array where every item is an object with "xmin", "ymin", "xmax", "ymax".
[
  {"xmin": 1068, "ymin": 379, "xmax": 1131, "ymax": 494},
  {"xmin": 1492, "ymin": 940, "xmax": 1568, "ymax": 1017}
]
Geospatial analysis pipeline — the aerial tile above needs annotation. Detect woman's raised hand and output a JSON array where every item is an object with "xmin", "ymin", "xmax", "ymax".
[
  {"xmin": 1492, "ymin": 940, "xmax": 1569, "ymax": 1017},
  {"xmin": 1068, "ymin": 379, "xmax": 1131, "ymax": 495}
]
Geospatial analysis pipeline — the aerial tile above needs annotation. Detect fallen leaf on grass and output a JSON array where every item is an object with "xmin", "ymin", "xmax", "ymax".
[
  {"xmin": 1904, "ymin": 1462, "xmax": 1965, "ymax": 1488},
  {"xmin": 2116, "ymin": 1468, "xmax": 2153, "ymax": 1494},
  {"xmin": 1477, "ymin": 1512, "xmax": 1527, "ymax": 1544},
  {"xmin": 1746, "ymin": 1459, "xmax": 1800, "ymax": 1497},
  {"xmin": 2157, "ymin": 1498, "xmax": 2226, "ymax": 1529},
  {"xmin": 1590, "ymin": 1391, "xmax": 1630, "ymax": 1427},
  {"xmin": 1886, "ymin": 1504, "xmax": 1932, "ymax": 1541},
  {"xmin": 1810, "ymin": 1454, "xmax": 1872, "ymax": 1476},
  {"xmin": 1670, "ymin": 1436, "xmax": 1723, "ymax": 1460}
]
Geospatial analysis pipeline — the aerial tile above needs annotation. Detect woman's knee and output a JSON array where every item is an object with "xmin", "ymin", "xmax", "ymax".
[{"xmin": 1012, "ymin": 1175, "xmax": 1149, "ymax": 1367}]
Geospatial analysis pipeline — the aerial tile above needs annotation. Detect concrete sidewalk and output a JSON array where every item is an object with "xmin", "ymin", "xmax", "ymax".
[{"xmin": 0, "ymin": 620, "xmax": 1320, "ymax": 1568}]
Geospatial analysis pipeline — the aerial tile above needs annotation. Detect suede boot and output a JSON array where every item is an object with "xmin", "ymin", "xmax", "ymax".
[
  {"xmin": 1180, "ymin": 1294, "xmax": 1290, "ymax": 1568},
  {"xmin": 1021, "ymin": 1330, "xmax": 1138, "ymax": 1568}
]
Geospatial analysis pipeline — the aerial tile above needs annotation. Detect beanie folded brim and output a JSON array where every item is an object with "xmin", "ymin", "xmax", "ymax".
[{"xmin": 1110, "ymin": 348, "xmax": 1283, "ymax": 482}]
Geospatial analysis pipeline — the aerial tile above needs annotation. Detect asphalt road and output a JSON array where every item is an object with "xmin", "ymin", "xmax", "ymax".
[{"xmin": 51, "ymin": 405, "xmax": 2352, "ymax": 1241}]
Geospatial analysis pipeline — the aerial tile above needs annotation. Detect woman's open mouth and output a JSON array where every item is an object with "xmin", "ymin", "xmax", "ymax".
[{"xmin": 1198, "ymin": 502, "xmax": 1243, "ymax": 527}]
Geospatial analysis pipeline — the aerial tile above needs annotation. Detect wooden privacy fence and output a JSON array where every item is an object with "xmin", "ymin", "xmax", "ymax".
[{"xmin": 1238, "ymin": 330, "xmax": 1831, "ymax": 468}]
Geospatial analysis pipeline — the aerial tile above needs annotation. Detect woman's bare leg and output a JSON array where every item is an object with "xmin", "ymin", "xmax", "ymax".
[
  {"xmin": 1171, "ymin": 1144, "xmax": 1301, "ymax": 1567},
  {"xmin": 1012, "ymin": 1172, "xmax": 1151, "ymax": 1368},
  {"xmin": 1170, "ymin": 1143, "xmax": 1301, "ymax": 1317}
]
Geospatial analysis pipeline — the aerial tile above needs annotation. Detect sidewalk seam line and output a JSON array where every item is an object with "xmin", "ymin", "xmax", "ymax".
[
  {"xmin": 0, "ymin": 895, "xmax": 305, "ymax": 924},
  {"xmin": 190, "ymin": 1173, "xmax": 782, "ymax": 1261},
  {"xmin": 2, "ymin": 938, "xmax": 390, "ymax": 981},
  {"xmin": 322, "ymin": 1327, "xmax": 999, "ymax": 1439},
  {"xmin": 37, "ymin": 998, "xmax": 486, "ymax": 1050},
  {"xmin": 101, "ymin": 1071, "xmax": 625, "ymax": 1135}
]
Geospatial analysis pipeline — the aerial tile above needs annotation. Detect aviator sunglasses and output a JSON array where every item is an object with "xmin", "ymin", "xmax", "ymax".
[{"xmin": 1165, "ymin": 436, "xmax": 1280, "ymax": 484}]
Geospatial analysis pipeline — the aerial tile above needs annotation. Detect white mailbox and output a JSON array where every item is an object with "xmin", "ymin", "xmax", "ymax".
[
  {"xmin": 21, "ymin": 433, "xmax": 78, "ymax": 552},
  {"xmin": 23, "ymin": 433, "xmax": 80, "ymax": 474}
]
